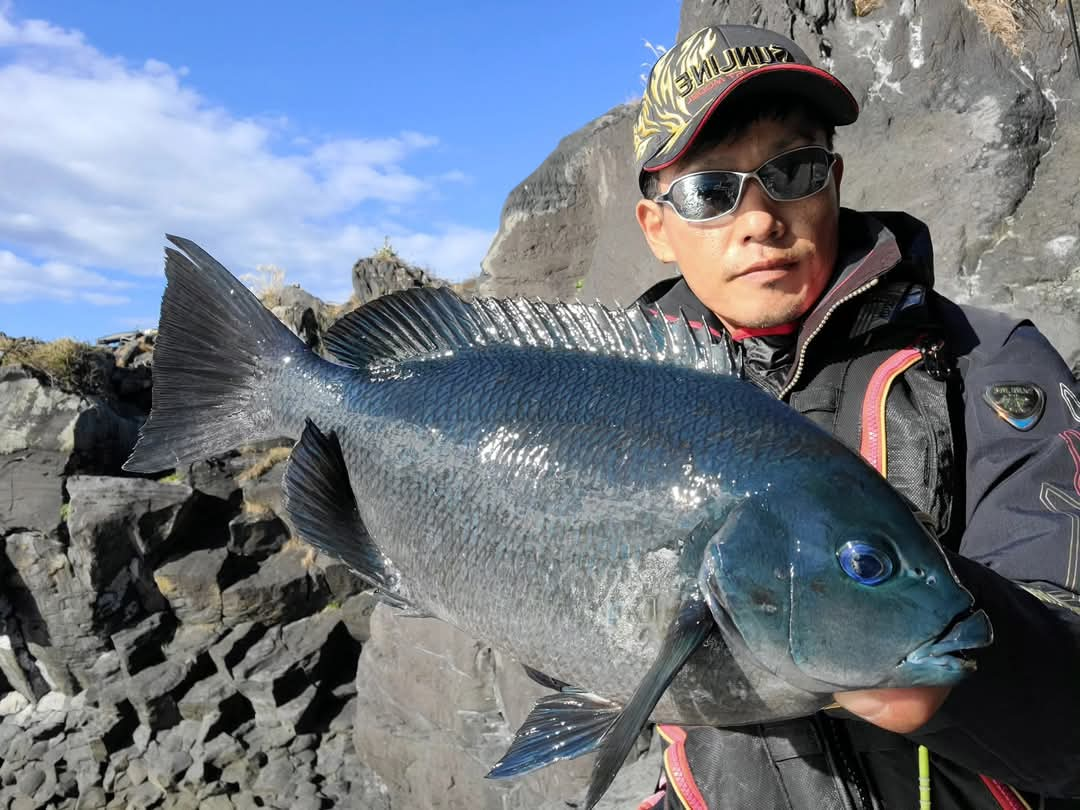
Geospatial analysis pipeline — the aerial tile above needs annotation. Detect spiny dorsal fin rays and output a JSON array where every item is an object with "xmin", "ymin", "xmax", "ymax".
[
  {"xmin": 626, "ymin": 306, "xmax": 651, "ymax": 360},
  {"xmin": 534, "ymin": 297, "xmax": 565, "ymax": 349},
  {"xmin": 321, "ymin": 286, "xmax": 736, "ymax": 377},
  {"xmin": 682, "ymin": 310, "xmax": 710, "ymax": 372},
  {"xmin": 511, "ymin": 298, "xmax": 542, "ymax": 348}
]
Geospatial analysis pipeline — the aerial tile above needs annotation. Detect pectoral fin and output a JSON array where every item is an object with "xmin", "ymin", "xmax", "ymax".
[
  {"xmin": 583, "ymin": 595, "xmax": 712, "ymax": 810},
  {"xmin": 486, "ymin": 691, "xmax": 621, "ymax": 779}
]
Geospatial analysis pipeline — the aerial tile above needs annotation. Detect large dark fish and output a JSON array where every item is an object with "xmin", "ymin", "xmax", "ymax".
[{"xmin": 125, "ymin": 237, "xmax": 992, "ymax": 808}]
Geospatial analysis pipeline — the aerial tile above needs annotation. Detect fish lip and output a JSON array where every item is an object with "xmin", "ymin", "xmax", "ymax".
[{"xmin": 904, "ymin": 609, "xmax": 993, "ymax": 669}]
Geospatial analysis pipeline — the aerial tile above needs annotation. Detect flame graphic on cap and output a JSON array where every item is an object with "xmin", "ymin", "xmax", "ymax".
[{"xmin": 634, "ymin": 28, "xmax": 718, "ymax": 164}]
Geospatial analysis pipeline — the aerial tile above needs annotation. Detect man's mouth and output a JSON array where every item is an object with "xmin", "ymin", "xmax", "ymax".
[{"xmin": 735, "ymin": 258, "xmax": 798, "ymax": 278}]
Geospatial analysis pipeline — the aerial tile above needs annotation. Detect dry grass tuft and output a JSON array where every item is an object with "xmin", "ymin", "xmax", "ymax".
[
  {"xmin": 281, "ymin": 535, "xmax": 318, "ymax": 569},
  {"xmin": 242, "ymin": 499, "xmax": 277, "ymax": 518},
  {"xmin": 854, "ymin": 0, "xmax": 885, "ymax": 16},
  {"xmin": 240, "ymin": 264, "xmax": 288, "ymax": 307},
  {"xmin": 0, "ymin": 335, "xmax": 110, "ymax": 393},
  {"xmin": 964, "ymin": 0, "xmax": 1040, "ymax": 55},
  {"xmin": 237, "ymin": 446, "xmax": 292, "ymax": 482}
]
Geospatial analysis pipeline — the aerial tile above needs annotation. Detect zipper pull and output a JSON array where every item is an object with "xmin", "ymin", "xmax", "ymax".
[{"xmin": 918, "ymin": 336, "xmax": 953, "ymax": 381}]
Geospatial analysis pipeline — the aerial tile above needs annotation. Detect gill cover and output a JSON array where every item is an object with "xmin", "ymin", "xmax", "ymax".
[{"xmin": 699, "ymin": 499, "xmax": 825, "ymax": 691}]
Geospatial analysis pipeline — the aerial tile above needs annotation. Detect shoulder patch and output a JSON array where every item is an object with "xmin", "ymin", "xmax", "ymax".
[{"xmin": 982, "ymin": 382, "xmax": 1045, "ymax": 431}]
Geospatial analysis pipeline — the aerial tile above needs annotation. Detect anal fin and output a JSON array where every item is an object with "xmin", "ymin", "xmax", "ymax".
[
  {"xmin": 486, "ymin": 691, "xmax": 621, "ymax": 780},
  {"xmin": 282, "ymin": 419, "xmax": 409, "ymax": 606}
]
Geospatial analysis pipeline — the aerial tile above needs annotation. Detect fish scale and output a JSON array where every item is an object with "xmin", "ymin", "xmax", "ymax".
[{"xmin": 125, "ymin": 237, "xmax": 994, "ymax": 806}]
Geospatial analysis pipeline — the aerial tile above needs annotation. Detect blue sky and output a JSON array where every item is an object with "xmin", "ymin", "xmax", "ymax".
[{"xmin": 0, "ymin": 1, "xmax": 677, "ymax": 342}]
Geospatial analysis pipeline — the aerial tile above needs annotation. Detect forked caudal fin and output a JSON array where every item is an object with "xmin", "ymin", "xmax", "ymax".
[{"xmin": 123, "ymin": 236, "xmax": 308, "ymax": 474}]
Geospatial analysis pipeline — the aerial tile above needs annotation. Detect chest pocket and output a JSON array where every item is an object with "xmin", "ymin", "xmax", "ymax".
[{"xmin": 787, "ymin": 318, "xmax": 957, "ymax": 542}]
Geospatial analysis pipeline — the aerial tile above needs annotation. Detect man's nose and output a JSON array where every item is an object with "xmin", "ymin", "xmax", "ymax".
[{"xmin": 734, "ymin": 179, "xmax": 785, "ymax": 243}]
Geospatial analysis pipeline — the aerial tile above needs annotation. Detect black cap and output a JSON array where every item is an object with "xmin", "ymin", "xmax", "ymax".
[{"xmin": 634, "ymin": 26, "xmax": 859, "ymax": 190}]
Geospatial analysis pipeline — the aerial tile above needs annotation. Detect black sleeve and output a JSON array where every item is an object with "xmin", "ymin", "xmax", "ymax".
[{"xmin": 908, "ymin": 315, "xmax": 1080, "ymax": 797}]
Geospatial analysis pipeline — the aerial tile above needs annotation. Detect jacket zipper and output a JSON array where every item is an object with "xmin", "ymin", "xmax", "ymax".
[{"xmin": 778, "ymin": 278, "xmax": 881, "ymax": 400}]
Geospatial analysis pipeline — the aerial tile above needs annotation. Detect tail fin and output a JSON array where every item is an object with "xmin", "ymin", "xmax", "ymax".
[{"xmin": 123, "ymin": 235, "xmax": 306, "ymax": 473}]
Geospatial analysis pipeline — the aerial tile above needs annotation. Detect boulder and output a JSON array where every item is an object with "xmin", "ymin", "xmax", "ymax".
[
  {"xmin": 67, "ymin": 475, "xmax": 194, "ymax": 565},
  {"xmin": 154, "ymin": 548, "xmax": 228, "ymax": 627},
  {"xmin": 227, "ymin": 510, "xmax": 288, "ymax": 561},
  {"xmin": 3, "ymin": 530, "xmax": 106, "ymax": 694},
  {"xmin": 0, "ymin": 367, "xmax": 139, "ymax": 536},
  {"xmin": 219, "ymin": 544, "xmax": 325, "ymax": 627},
  {"xmin": 478, "ymin": 105, "xmax": 643, "ymax": 303},
  {"xmin": 351, "ymin": 253, "xmax": 444, "ymax": 305}
]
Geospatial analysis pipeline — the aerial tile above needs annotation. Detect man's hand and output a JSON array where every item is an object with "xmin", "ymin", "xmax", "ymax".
[{"xmin": 833, "ymin": 686, "xmax": 952, "ymax": 734}]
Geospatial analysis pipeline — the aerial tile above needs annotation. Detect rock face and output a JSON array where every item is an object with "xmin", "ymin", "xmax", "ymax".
[
  {"xmin": 478, "ymin": 107, "xmax": 644, "ymax": 302},
  {"xmin": 351, "ymin": 253, "xmax": 444, "ymax": 306},
  {"xmin": 480, "ymin": 0, "xmax": 1080, "ymax": 367},
  {"xmin": 353, "ymin": 606, "xmax": 660, "ymax": 810},
  {"xmin": 0, "ymin": 340, "xmax": 380, "ymax": 807}
]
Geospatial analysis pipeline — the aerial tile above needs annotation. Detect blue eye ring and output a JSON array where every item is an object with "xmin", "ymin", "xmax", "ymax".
[{"xmin": 837, "ymin": 541, "xmax": 894, "ymax": 586}]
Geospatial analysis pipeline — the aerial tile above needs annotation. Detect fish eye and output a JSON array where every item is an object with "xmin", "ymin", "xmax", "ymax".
[{"xmin": 837, "ymin": 541, "xmax": 894, "ymax": 586}]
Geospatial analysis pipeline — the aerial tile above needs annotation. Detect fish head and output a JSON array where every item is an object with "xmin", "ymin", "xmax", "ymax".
[{"xmin": 701, "ymin": 470, "xmax": 992, "ymax": 694}]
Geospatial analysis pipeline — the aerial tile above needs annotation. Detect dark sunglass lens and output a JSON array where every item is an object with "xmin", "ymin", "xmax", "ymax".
[
  {"xmin": 759, "ymin": 148, "xmax": 830, "ymax": 200},
  {"xmin": 670, "ymin": 173, "xmax": 741, "ymax": 220}
]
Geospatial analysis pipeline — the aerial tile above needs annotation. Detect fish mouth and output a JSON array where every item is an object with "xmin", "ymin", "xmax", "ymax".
[{"xmin": 904, "ymin": 609, "xmax": 993, "ymax": 671}]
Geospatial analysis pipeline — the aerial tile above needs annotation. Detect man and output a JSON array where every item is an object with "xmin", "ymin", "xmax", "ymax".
[{"xmin": 631, "ymin": 25, "xmax": 1080, "ymax": 810}]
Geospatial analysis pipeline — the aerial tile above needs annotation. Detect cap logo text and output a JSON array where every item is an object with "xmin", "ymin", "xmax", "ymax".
[{"xmin": 674, "ymin": 45, "xmax": 793, "ymax": 97}]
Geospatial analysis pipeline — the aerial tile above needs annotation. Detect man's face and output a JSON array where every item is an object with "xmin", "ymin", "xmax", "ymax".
[{"xmin": 636, "ymin": 113, "xmax": 842, "ymax": 332}]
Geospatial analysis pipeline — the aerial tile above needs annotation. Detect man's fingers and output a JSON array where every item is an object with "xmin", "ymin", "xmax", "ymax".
[{"xmin": 832, "ymin": 687, "xmax": 952, "ymax": 734}]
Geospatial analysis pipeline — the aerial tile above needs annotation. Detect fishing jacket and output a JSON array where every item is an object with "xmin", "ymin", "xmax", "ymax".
[{"xmin": 634, "ymin": 208, "xmax": 1080, "ymax": 810}]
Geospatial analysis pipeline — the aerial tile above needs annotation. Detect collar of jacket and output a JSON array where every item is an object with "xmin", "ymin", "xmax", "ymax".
[{"xmin": 637, "ymin": 209, "xmax": 935, "ymax": 393}]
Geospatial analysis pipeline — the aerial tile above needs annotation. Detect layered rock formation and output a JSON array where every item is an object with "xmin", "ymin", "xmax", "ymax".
[
  {"xmin": 0, "ymin": 351, "xmax": 388, "ymax": 808},
  {"xmin": 479, "ymin": 0, "xmax": 1080, "ymax": 367}
]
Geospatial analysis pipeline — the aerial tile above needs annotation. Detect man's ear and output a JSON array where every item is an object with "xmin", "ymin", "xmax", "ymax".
[{"xmin": 636, "ymin": 199, "xmax": 676, "ymax": 264}]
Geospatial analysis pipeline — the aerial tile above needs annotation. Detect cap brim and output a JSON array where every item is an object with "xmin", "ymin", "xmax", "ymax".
[{"xmin": 642, "ymin": 64, "xmax": 859, "ymax": 173}]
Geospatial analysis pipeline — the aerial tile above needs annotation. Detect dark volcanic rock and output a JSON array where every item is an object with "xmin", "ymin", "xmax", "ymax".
[
  {"xmin": 0, "ymin": 367, "xmax": 139, "ymax": 536},
  {"xmin": 4, "ymin": 530, "xmax": 107, "ymax": 694},
  {"xmin": 67, "ymin": 475, "xmax": 194, "ymax": 565},
  {"xmin": 220, "ymin": 545, "xmax": 325, "ymax": 627},
  {"xmin": 153, "ymin": 548, "xmax": 228, "ymax": 627},
  {"xmin": 479, "ymin": 105, "xmax": 644, "ymax": 302},
  {"xmin": 352, "ymin": 253, "xmax": 444, "ymax": 305},
  {"xmin": 227, "ymin": 510, "xmax": 288, "ymax": 561}
]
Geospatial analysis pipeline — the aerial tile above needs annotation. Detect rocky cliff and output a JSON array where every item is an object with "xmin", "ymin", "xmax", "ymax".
[{"xmin": 0, "ymin": 343, "xmax": 388, "ymax": 809}]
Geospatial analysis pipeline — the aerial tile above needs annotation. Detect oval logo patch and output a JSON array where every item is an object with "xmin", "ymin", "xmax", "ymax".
[{"xmin": 983, "ymin": 383, "xmax": 1045, "ymax": 431}]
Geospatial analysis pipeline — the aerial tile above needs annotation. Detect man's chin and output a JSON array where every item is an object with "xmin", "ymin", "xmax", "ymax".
[{"xmin": 735, "ymin": 302, "xmax": 811, "ymax": 331}]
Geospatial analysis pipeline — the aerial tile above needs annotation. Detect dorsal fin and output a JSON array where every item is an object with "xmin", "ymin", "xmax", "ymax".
[{"xmin": 324, "ymin": 287, "xmax": 734, "ymax": 375}]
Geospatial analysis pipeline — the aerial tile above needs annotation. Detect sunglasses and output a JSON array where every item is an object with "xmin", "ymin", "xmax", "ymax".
[{"xmin": 653, "ymin": 145, "xmax": 838, "ymax": 223}]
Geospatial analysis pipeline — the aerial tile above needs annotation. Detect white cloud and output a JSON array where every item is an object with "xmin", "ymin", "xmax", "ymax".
[
  {"xmin": 0, "ymin": 6, "xmax": 493, "ymax": 314},
  {"xmin": 0, "ymin": 249, "xmax": 132, "ymax": 305}
]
